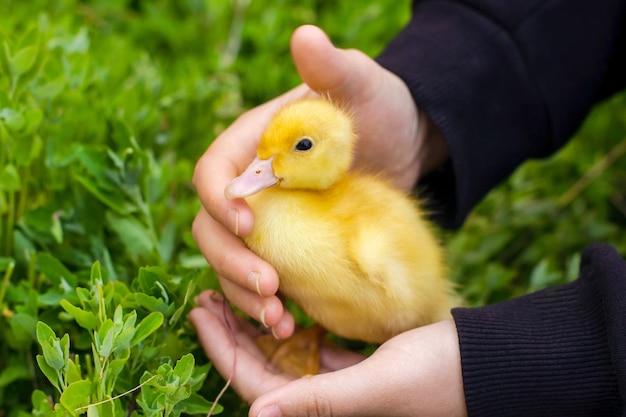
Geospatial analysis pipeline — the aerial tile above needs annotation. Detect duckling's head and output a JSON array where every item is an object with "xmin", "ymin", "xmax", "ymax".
[{"xmin": 225, "ymin": 98, "xmax": 355, "ymax": 199}]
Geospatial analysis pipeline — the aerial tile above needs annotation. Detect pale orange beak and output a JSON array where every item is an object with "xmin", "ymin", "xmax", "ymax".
[{"xmin": 224, "ymin": 156, "xmax": 279, "ymax": 199}]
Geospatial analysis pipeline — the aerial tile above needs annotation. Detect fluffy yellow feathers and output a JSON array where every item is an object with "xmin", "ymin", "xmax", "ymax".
[{"xmin": 225, "ymin": 98, "xmax": 457, "ymax": 344}]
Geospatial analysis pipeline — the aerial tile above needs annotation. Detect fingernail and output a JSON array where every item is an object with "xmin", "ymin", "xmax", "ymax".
[
  {"xmin": 258, "ymin": 306, "xmax": 268, "ymax": 328},
  {"xmin": 227, "ymin": 208, "xmax": 240, "ymax": 236},
  {"xmin": 247, "ymin": 271, "xmax": 262, "ymax": 296},
  {"xmin": 271, "ymin": 326, "xmax": 279, "ymax": 340},
  {"xmin": 209, "ymin": 291, "xmax": 225, "ymax": 303},
  {"xmin": 258, "ymin": 405, "xmax": 282, "ymax": 417}
]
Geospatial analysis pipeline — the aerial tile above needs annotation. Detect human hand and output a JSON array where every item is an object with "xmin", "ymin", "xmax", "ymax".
[
  {"xmin": 192, "ymin": 24, "xmax": 449, "ymax": 339},
  {"xmin": 189, "ymin": 290, "xmax": 466, "ymax": 417}
]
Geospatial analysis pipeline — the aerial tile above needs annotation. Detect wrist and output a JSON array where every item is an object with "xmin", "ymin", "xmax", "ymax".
[{"xmin": 415, "ymin": 107, "xmax": 450, "ymax": 178}]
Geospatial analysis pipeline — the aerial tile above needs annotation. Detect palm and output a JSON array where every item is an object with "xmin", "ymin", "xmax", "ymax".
[{"xmin": 189, "ymin": 291, "xmax": 365, "ymax": 403}]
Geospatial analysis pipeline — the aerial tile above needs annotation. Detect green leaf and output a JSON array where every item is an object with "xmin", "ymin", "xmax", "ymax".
[
  {"xmin": 8, "ymin": 312, "xmax": 38, "ymax": 347},
  {"xmin": 36, "ymin": 321, "xmax": 56, "ymax": 343},
  {"xmin": 188, "ymin": 363, "xmax": 211, "ymax": 392},
  {"xmin": 173, "ymin": 353, "xmax": 194, "ymax": 385},
  {"xmin": 105, "ymin": 211, "xmax": 156, "ymax": 261},
  {"xmin": 60, "ymin": 333, "xmax": 71, "ymax": 372},
  {"xmin": 0, "ymin": 164, "xmax": 21, "ymax": 191},
  {"xmin": 528, "ymin": 259, "xmax": 561, "ymax": 292},
  {"xmin": 60, "ymin": 299, "xmax": 99, "ymax": 330},
  {"xmin": 115, "ymin": 311, "xmax": 137, "ymax": 349},
  {"xmin": 0, "ymin": 107, "xmax": 25, "ymax": 132},
  {"xmin": 42, "ymin": 338, "xmax": 65, "ymax": 371},
  {"xmin": 38, "ymin": 290, "xmax": 64, "ymax": 306},
  {"xmin": 75, "ymin": 174, "xmax": 137, "ymax": 215},
  {"xmin": 111, "ymin": 118, "xmax": 140, "ymax": 151},
  {"xmin": 36, "ymin": 354, "xmax": 61, "ymax": 392},
  {"xmin": 59, "ymin": 379, "xmax": 92, "ymax": 417},
  {"xmin": 38, "ymin": 253, "xmax": 78, "ymax": 288},
  {"xmin": 174, "ymin": 393, "xmax": 219, "ymax": 415},
  {"xmin": 0, "ymin": 257, "xmax": 14, "ymax": 271},
  {"xmin": 35, "ymin": 321, "xmax": 67, "ymax": 375},
  {"xmin": 90, "ymin": 260, "xmax": 103, "ymax": 283},
  {"xmin": 31, "ymin": 389, "xmax": 54, "ymax": 414},
  {"xmin": 14, "ymin": 132, "xmax": 43, "ymax": 166},
  {"xmin": 10, "ymin": 45, "xmax": 38, "ymax": 75},
  {"xmin": 31, "ymin": 76, "xmax": 66, "ymax": 100},
  {"xmin": 130, "ymin": 312, "xmax": 163, "ymax": 346},
  {"xmin": 97, "ymin": 319, "xmax": 115, "ymax": 358},
  {"xmin": 113, "ymin": 304, "xmax": 124, "ymax": 327},
  {"xmin": 133, "ymin": 293, "xmax": 172, "ymax": 314},
  {"xmin": 169, "ymin": 384, "xmax": 192, "ymax": 405},
  {"xmin": 66, "ymin": 358, "xmax": 83, "ymax": 385},
  {"xmin": 106, "ymin": 356, "xmax": 128, "ymax": 393},
  {"xmin": 0, "ymin": 364, "xmax": 30, "ymax": 388},
  {"xmin": 66, "ymin": 27, "xmax": 90, "ymax": 54},
  {"xmin": 169, "ymin": 280, "xmax": 195, "ymax": 326},
  {"xmin": 0, "ymin": 41, "xmax": 11, "ymax": 77}
]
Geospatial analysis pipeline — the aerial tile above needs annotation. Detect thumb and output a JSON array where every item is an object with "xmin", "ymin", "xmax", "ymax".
[
  {"xmin": 290, "ymin": 25, "xmax": 378, "ymax": 101},
  {"xmin": 248, "ymin": 351, "xmax": 415, "ymax": 417},
  {"xmin": 249, "ymin": 369, "xmax": 367, "ymax": 417}
]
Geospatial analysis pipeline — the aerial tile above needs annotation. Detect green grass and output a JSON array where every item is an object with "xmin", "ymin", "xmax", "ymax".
[
  {"xmin": 448, "ymin": 92, "xmax": 626, "ymax": 306},
  {"xmin": 1, "ymin": 0, "xmax": 625, "ymax": 415}
]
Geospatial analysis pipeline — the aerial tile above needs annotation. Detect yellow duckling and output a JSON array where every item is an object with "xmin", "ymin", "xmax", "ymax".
[{"xmin": 225, "ymin": 98, "xmax": 457, "ymax": 368}]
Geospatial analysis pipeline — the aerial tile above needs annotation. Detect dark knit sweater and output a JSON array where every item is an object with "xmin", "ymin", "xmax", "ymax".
[
  {"xmin": 377, "ymin": 0, "xmax": 626, "ymax": 229},
  {"xmin": 453, "ymin": 243, "xmax": 626, "ymax": 416},
  {"xmin": 376, "ymin": 1, "xmax": 626, "ymax": 415}
]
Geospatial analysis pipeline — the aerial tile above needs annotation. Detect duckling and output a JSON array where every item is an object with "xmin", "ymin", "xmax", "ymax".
[{"xmin": 225, "ymin": 98, "xmax": 457, "ymax": 374}]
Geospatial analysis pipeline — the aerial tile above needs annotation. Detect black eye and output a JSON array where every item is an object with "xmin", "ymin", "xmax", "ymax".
[{"xmin": 295, "ymin": 138, "xmax": 313, "ymax": 151}]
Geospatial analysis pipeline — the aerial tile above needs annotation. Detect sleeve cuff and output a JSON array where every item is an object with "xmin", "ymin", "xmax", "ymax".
[{"xmin": 451, "ymin": 243, "xmax": 626, "ymax": 416}]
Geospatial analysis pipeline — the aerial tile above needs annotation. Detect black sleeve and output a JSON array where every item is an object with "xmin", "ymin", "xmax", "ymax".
[
  {"xmin": 377, "ymin": 0, "xmax": 626, "ymax": 229},
  {"xmin": 451, "ymin": 242, "xmax": 626, "ymax": 416}
]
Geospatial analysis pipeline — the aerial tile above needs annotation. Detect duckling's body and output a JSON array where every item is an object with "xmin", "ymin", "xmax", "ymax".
[
  {"xmin": 226, "ymin": 98, "xmax": 456, "ymax": 346},
  {"xmin": 246, "ymin": 173, "xmax": 450, "ymax": 343}
]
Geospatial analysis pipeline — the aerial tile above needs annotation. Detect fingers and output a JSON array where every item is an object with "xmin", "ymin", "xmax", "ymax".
[
  {"xmin": 219, "ymin": 275, "xmax": 295, "ymax": 337},
  {"xmin": 189, "ymin": 291, "xmax": 295, "ymax": 404},
  {"xmin": 191, "ymin": 290, "xmax": 367, "ymax": 414},
  {"xmin": 191, "ymin": 85, "xmax": 315, "ymax": 328},
  {"xmin": 291, "ymin": 25, "xmax": 378, "ymax": 103},
  {"xmin": 249, "ymin": 321, "xmax": 466, "ymax": 417},
  {"xmin": 192, "ymin": 120, "xmax": 256, "ymax": 238},
  {"xmin": 192, "ymin": 210, "xmax": 296, "ymax": 335},
  {"xmin": 192, "ymin": 209, "xmax": 278, "ymax": 298},
  {"xmin": 192, "ymin": 84, "xmax": 312, "ymax": 237}
]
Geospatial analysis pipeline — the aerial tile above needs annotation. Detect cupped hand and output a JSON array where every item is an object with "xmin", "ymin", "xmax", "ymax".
[
  {"xmin": 192, "ymin": 24, "xmax": 446, "ymax": 338},
  {"xmin": 189, "ymin": 290, "xmax": 466, "ymax": 417}
]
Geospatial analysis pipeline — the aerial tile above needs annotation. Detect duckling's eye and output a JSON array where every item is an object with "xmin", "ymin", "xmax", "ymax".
[{"xmin": 295, "ymin": 138, "xmax": 313, "ymax": 151}]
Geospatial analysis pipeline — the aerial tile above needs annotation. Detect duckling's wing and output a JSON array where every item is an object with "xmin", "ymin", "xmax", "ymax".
[{"xmin": 347, "ymin": 222, "xmax": 410, "ymax": 300}]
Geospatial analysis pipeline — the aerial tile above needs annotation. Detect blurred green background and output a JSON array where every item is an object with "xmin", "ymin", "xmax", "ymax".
[{"xmin": 0, "ymin": 0, "xmax": 624, "ymax": 415}]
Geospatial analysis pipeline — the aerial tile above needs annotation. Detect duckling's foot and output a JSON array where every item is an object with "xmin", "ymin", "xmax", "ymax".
[{"xmin": 255, "ymin": 324, "xmax": 326, "ymax": 377}]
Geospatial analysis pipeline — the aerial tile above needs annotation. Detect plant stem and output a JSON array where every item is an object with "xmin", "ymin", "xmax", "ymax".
[
  {"xmin": 17, "ymin": 166, "xmax": 29, "ymax": 221},
  {"xmin": 5, "ymin": 190, "xmax": 15, "ymax": 256},
  {"xmin": 0, "ymin": 260, "xmax": 15, "ymax": 306},
  {"xmin": 220, "ymin": 0, "xmax": 250, "ymax": 69},
  {"xmin": 74, "ymin": 375, "xmax": 158, "ymax": 413},
  {"xmin": 0, "ymin": 206, "xmax": 4, "ymax": 256},
  {"xmin": 557, "ymin": 136, "xmax": 626, "ymax": 207}
]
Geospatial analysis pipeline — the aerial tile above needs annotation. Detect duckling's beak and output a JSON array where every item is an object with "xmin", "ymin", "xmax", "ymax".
[{"xmin": 225, "ymin": 156, "xmax": 279, "ymax": 199}]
